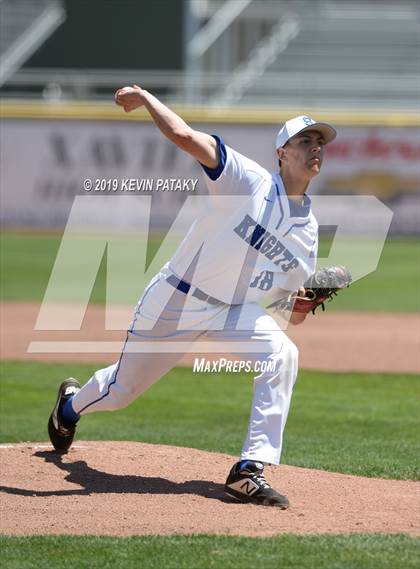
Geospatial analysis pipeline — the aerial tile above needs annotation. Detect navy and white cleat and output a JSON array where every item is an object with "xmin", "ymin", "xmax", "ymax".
[
  {"xmin": 224, "ymin": 460, "xmax": 289, "ymax": 508},
  {"xmin": 48, "ymin": 378, "xmax": 81, "ymax": 453}
]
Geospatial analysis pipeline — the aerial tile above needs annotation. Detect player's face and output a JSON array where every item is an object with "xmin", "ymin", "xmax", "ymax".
[{"xmin": 279, "ymin": 130, "xmax": 326, "ymax": 178}]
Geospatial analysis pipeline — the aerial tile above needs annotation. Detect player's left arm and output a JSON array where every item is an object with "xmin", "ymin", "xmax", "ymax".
[
  {"xmin": 289, "ymin": 287, "xmax": 307, "ymax": 325},
  {"xmin": 268, "ymin": 287, "xmax": 308, "ymax": 326},
  {"xmin": 289, "ymin": 312, "xmax": 307, "ymax": 325}
]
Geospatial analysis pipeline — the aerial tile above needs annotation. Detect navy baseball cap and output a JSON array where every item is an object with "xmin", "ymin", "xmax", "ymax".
[{"xmin": 275, "ymin": 115, "xmax": 337, "ymax": 149}]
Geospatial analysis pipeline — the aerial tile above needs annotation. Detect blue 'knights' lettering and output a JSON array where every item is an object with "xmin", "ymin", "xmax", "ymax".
[{"xmin": 233, "ymin": 215, "xmax": 299, "ymax": 272}]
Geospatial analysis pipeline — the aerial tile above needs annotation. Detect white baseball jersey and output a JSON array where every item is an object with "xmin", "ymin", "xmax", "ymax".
[{"xmin": 168, "ymin": 136, "xmax": 318, "ymax": 304}]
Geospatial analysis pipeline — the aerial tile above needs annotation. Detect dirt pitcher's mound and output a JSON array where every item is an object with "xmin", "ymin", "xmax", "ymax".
[{"xmin": 0, "ymin": 442, "xmax": 418, "ymax": 537}]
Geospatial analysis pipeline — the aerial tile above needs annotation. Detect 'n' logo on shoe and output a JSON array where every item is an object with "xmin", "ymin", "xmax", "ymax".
[
  {"xmin": 240, "ymin": 480, "xmax": 259, "ymax": 496},
  {"xmin": 229, "ymin": 479, "xmax": 260, "ymax": 496}
]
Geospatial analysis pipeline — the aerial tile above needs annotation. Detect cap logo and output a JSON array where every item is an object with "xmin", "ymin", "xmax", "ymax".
[{"xmin": 302, "ymin": 116, "xmax": 315, "ymax": 126}]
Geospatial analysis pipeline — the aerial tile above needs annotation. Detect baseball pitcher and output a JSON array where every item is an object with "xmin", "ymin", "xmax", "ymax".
[{"xmin": 48, "ymin": 85, "xmax": 350, "ymax": 508}]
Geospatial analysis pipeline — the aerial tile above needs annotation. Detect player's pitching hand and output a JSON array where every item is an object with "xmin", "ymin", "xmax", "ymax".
[{"xmin": 115, "ymin": 85, "xmax": 144, "ymax": 112}]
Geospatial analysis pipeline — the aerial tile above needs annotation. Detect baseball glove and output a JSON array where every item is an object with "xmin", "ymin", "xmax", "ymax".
[{"xmin": 268, "ymin": 265, "xmax": 352, "ymax": 315}]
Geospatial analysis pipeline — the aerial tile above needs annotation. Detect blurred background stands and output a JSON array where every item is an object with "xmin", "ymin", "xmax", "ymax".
[{"xmin": 0, "ymin": 0, "xmax": 419, "ymax": 112}]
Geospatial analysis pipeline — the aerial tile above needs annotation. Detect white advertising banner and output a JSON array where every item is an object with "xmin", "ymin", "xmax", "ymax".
[{"xmin": 1, "ymin": 118, "xmax": 418, "ymax": 233}]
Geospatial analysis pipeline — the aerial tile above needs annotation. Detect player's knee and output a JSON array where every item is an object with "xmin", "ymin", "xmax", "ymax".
[
  {"xmin": 282, "ymin": 336, "xmax": 299, "ymax": 366},
  {"xmin": 268, "ymin": 331, "xmax": 285, "ymax": 355},
  {"xmin": 269, "ymin": 332, "xmax": 298, "ymax": 360}
]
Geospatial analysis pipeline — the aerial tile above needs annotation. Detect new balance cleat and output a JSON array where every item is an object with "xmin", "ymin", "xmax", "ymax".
[
  {"xmin": 48, "ymin": 378, "xmax": 80, "ymax": 453},
  {"xmin": 224, "ymin": 460, "xmax": 289, "ymax": 508}
]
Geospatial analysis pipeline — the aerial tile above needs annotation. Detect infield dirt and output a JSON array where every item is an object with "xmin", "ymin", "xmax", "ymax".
[
  {"xmin": 1, "ymin": 442, "xmax": 419, "ymax": 537},
  {"xmin": 2, "ymin": 301, "xmax": 419, "ymax": 373}
]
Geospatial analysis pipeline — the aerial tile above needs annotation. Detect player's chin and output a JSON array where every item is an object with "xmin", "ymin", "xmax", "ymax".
[
  {"xmin": 308, "ymin": 157, "xmax": 321, "ymax": 171},
  {"xmin": 307, "ymin": 164, "xmax": 321, "ymax": 177}
]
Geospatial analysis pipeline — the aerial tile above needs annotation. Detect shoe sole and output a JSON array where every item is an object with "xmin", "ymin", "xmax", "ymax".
[
  {"xmin": 224, "ymin": 486, "xmax": 289, "ymax": 509},
  {"xmin": 47, "ymin": 414, "xmax": 74, "ymax": 454},
  {"xmin": 48, "ymin": 378, "xmax": 80, "ymax": 454}
]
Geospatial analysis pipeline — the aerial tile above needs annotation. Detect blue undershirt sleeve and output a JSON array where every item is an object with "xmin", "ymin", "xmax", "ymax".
[{"xmin": 199, "ymin": 135, "xmax": 227, "ymax": 181}]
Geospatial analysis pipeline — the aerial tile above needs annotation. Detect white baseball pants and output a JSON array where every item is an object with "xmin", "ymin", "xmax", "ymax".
[{"xmin": 71, "ymin": 266, "xmax": 299, "ymax": 465}]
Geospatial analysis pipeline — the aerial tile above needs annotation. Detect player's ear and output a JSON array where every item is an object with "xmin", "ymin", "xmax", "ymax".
[{"xmin": 277, "ymin": 147, "xmax": 286, "ymax": 167}]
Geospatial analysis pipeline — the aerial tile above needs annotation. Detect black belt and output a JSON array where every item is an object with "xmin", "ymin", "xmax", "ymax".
[{"xmin": 166, "ymin": 274, "xmax": 226, "ymax": 307}]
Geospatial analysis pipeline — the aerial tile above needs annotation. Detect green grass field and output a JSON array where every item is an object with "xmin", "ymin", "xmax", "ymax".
[
  {"xmin": 1, "ymin": 534, "xmax": 419, "ymax": 569},
  {"xmin": 1, "ymin": 361, "xmax": 418, "ymax": 480},
  {"xmin": 1, "ymin": 232, "xmax": 419, "ymax": 311},
  {"xmin": 1, "ymin": 232, "xmax": 419, "ymax": 568}
]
